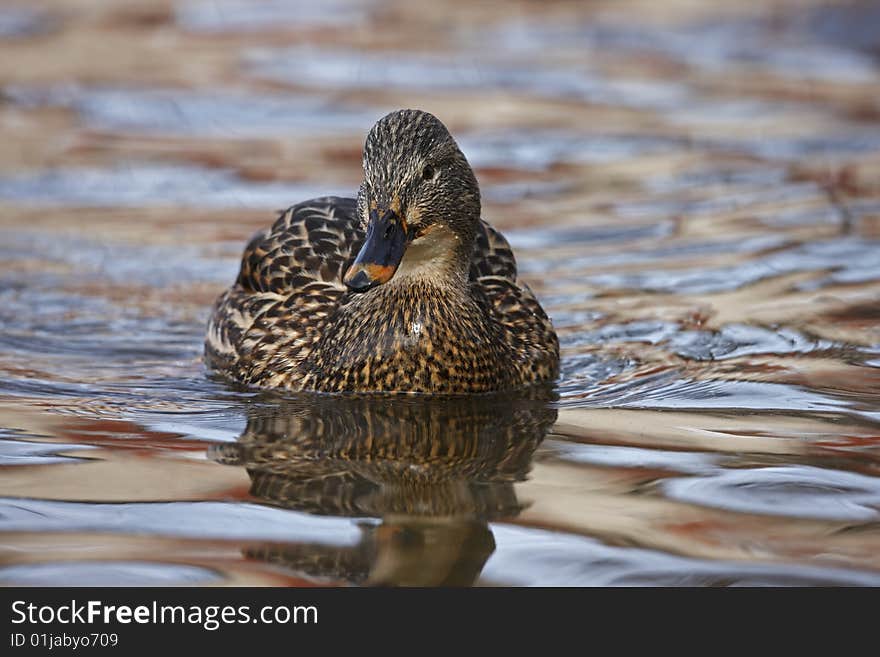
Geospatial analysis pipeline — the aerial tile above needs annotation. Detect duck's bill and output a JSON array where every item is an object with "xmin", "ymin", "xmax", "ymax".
[{"xmin": 344, "ymin": 208, "xmax": 409, "ymax": 292}]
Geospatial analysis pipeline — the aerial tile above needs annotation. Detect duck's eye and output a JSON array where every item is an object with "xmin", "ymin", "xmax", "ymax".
[{"xmin": 421, "ymin": 165, "xmax": 435, "ymax": 181}]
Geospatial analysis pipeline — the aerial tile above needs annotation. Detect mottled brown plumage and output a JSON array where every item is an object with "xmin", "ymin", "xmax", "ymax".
[
  {"xmin": 209, "ymin": 389, "xmax": 556, "ymax": 517},
  {"xmin": 208, "ymin": 390, "xmax": 556, "ymax": 585},
  {"xmin": 205, "ymin": 109, "xmax": 559, "ymax": 393}
]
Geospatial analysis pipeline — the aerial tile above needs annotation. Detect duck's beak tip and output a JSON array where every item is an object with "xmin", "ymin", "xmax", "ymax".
[
  {"xmin": 344, "ymin": 262, "xmax": 397, "ymax": 292},
  {"xmin": 343, "ymin": 267, "xmax": 371, "ymax": 292}
]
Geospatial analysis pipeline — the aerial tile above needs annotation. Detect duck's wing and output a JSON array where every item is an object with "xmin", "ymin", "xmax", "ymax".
[
  {"xmin": 238, "ymin": 196, "xmax": 362, "ymax": 294},
  {"xmin": 469, "ymin": 220, "xmax": 560, "ymax": 378},
  {"xmin": 205, "ymin": 197, "xmax": 363, "ymax": 383},
  {"xmin": 469, "ymin": 219, "xmax": 518, "ymax": 282}
]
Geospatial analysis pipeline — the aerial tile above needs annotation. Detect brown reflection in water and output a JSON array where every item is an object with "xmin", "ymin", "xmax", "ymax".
[{"xmin": 209, "ymin": 389, "xmax": 557, "ymax": 586}]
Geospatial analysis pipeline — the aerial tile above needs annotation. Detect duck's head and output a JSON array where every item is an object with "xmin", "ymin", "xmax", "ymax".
[{"xmin": 344, "ymin": 109, "xmax": 481, "ymax": 292}]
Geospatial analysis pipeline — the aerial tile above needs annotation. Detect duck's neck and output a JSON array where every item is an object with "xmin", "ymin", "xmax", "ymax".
[{"xmin": 391, "ymin": 223, "xmax": 472, "ymax": 289}]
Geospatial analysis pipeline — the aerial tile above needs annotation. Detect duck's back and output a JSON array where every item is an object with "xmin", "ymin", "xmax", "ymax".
[
  {"xmin": 205, "ymin": 197, "xmax": 559, "ymax": 392},
  {"xmin": 205, "ymin": 197, "xmax": 362, "ymax": 385}
]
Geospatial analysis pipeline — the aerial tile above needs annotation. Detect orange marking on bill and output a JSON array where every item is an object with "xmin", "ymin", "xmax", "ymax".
[
  {"xmin": 365, "ymin": 263, "xmax": 397, "ymax": 283},
  {"xmin": 343, "ymin": 263, "xmax": 397, "ymax": 285}
]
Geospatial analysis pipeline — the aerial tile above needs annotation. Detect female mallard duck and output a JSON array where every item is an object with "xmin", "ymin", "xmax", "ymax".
[{"xmin": 205, "ymin": 109, "xmax": 559, "ymax": 393}]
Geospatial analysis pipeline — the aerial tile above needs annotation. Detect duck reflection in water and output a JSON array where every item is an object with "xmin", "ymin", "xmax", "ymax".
[{"xmin": 209, "ymin": 387, "xmax": 557, "ymax": 586}]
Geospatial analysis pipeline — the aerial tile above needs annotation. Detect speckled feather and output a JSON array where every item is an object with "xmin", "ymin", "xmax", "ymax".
[
  {"xmin": 206, "ymin": 196, "xmax": 558, "ymax": 392},
  {"xmin": 205, "ymin": 109, "xmax": 559, "ymax": 393},
  {"xmin": 208, "ymin": 391, "xmax": 557, "ymax": 515},
  {"xmin": 208, "ymin": 392, "xmax": 555, "ymax": 583}
]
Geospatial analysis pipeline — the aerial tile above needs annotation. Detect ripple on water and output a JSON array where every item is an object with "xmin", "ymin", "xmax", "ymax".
[
  {"xmin": 668, "ymin": 324, "xmax": 833, "ymax": 361},
  {"xmin": 0, "ymin": 434, "xmax": 95, "ymax": 466},
  {"xmin": 506, "ymin": 221, "xmax": 673, "ymax": 252},
  {"xmin": 2, "ymin": 231, "xmax": 233, "ymax": 288},
  {"xmin": 0, "ymin": 7, "xmax": 53, "ymax": 39},
  {"xmin": 0, "ymin": 165, "xmax": 345, "ymax": 209},
  {"xmin": 0, "ymin": 289, "xmax": 203, "ymax": 366},
  {"xmin": 586, "ymin": 237, "xmax": 880, "ymax": 294},
  {"xmin": 561, "ymin": 320, "xmax": 680, "ymax": 349},
  {"xmin": 611, "ymin": 181, "xmax": 824, "ymax": 221},
  {"xmin": 481, "ymin": 179, "xmax": 572, "ymax": 204},
  {"xmin": 543, "ymin": 307, "xmax": 602, "ymax": 331},
  {"xmin": 805, "ymin": 2, "xmax": 880, "ymax": 55},
  {"xmin": 0, "ymin": 499, "xmax": 363, "ymax": 545},
  {"xmin": 619, "ymin": 379, "xmax": 851, "ymax": 414},
  {"xmin": 708, "ymin": 132, "xmax": 880, "ymax": 161},
  {"xmin": 135, "ymin": 406, "xmax": 248, "ymax": 443},
  {"xmin": 246, "ymin": 47, "xmax": 693, "ymax": 112},
  {"xmin": 663, "ymin": 465, "xmax": 880, "ymax": 522},
  {"xmin": 176, "ymin": 0, "xmax": 373, "ymax": 32},
  {"xmin": 5, "ymin": 85, "xmax": 377, "ymax": 138},
  {"xmin": 560, "ymin": 373, "xmax": 879, "ymax": 424},
  {"xmin": 520, "ymin": 233, "xmax": 786, "ymax": 277},
  {"xmin": 483, "ymin": 525, "xmax": 880, "ymax": 587},
  {"xmin": 645, "ymin": 165, "xmax": 791, "ymax": 194},
  {"xmin": 490, "ymin": 12, "xmax": 880, "ymax": 84},
  {"xmin": 458, "ymin": 130, "xmax": 686, "ymax": 171},
  {"xmin": 0, "ymin": 561, "xmax": 219, "ymax": 586},
  {"xmin": 547, "ymin": 439, "xmax": 723, "ymax": 475},
  {"xmin": 555, "ymin": 353, "xmax": 635, "ymax": 398}
]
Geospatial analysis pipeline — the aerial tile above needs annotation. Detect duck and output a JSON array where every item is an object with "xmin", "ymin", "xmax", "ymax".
[{"xmin": 205, "ymin": 109, "xmax": 559, "ymax": 393}]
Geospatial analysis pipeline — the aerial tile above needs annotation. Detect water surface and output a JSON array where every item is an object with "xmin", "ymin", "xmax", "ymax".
[{"xmin": 0, "ymin": 0, "xmax": 879, "ymax": 586}]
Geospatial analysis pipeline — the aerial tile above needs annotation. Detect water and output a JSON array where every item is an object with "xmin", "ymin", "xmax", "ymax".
[{"xmin": 0, "ymin": 0, "xmax": 879, "ymax": 587}]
